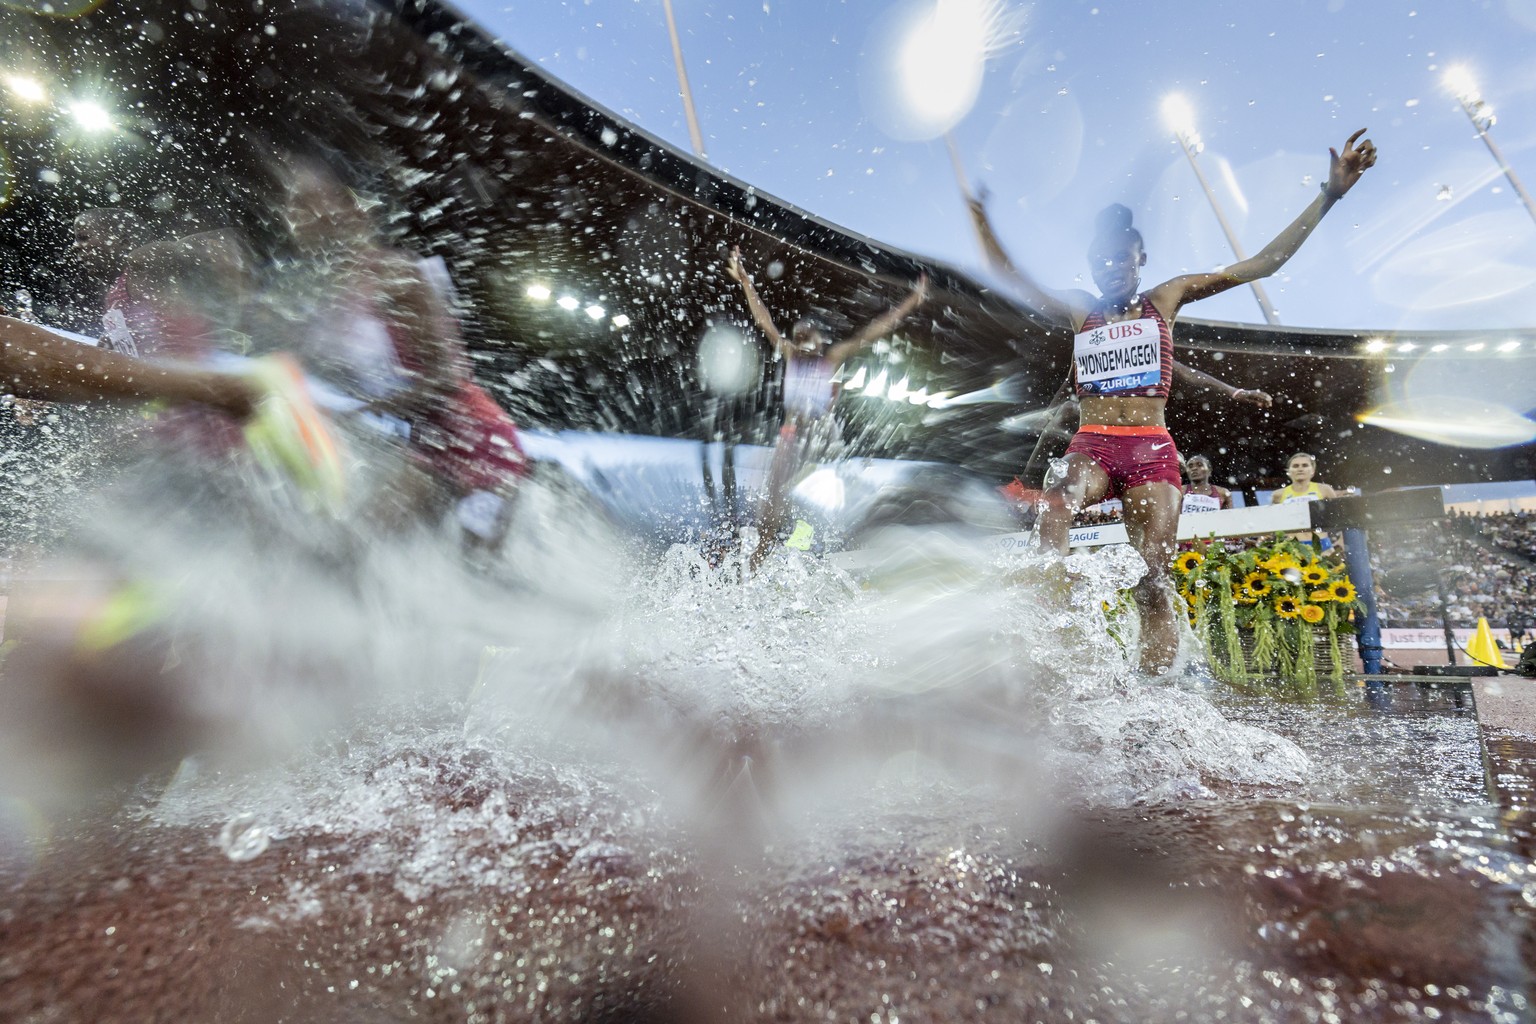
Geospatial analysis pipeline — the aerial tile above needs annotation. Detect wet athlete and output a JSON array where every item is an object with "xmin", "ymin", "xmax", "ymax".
[
  {"xmin": 1271, "ymin": 451, "xmax": 1338, "ymax": 504},
  {"xmin": 1182, "ymin": 454, "xmax": 1232, "ymax": 513},
  {"xmin": 277, "ymin": 162, "xmax": 528, "ymax": 550},
  {"xmin": 72, "ymin": 207, "xmax": 155, "ymax": 353},
  {"xmin": 0, "ymin": 312, "xmax": 343, "ymax": 508},
  {"xmin": 726, "ymin": 245, "xmax": 927, "ymax": 570},
  {"xmin": 965, "ymin": 128, "xmax": 1377, "ymax": 674}
]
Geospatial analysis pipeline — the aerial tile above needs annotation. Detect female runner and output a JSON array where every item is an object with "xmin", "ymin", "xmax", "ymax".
[
  {"xmin": 966, "ymin": 129, "xmax": 1377, "ymax": 673},
  {"xmin": 726, "ymin": 246, "xmax": 926, "ymax": 570}
]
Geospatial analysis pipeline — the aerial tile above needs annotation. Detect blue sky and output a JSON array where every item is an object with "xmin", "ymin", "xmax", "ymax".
[{"xmin": 454, "ymin": 0, "xmax": 1536, "ymax": 333}]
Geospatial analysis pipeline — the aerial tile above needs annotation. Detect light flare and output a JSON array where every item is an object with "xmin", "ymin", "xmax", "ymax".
[
  {"xmin": 1160, "ymin": 94, "xmax": 1198, "ymax": 145},
  {"xmin": 67, "ymin": 98, "xmax": 113, "ymax": 132},
  {"xmin": 1359, "ymin": 400, "xmax": 1536, "ymax": 448},
  {"xmin": 1442, "ymin": 64, "xmax": 1481, "ymax": 105},
  {"xmin": 3, "ymin": 73, "xmax": 46, "ymax": 103},
  {"xmin": 871, "ymin": 0, "xmax": 1021, "ymax": 141}
]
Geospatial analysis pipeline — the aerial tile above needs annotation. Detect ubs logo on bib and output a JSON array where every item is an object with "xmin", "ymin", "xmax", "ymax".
[{"xmin": 1073, "ymin": 316, "xmax": 1162, "ymax": 393}]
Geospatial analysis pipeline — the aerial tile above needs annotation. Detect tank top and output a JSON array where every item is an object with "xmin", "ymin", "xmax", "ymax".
[
  {"xmin": 1072, "ymin": 295, "xmax": 1175, "ymax": 399},
  {"xmin": 100, "ymin": 274, "xmax": 145, "ymax": 356},
  {"xmin": 783, "ymin": 356, "xmax": 837, "ymax": 420},
  {"xmin": 1277, "ymin": 482, "xmax": 1323, "ymax": 504},
  {"xmin": 1181, "ymin": 490, "xmax": 1223, "ymax": 514}
]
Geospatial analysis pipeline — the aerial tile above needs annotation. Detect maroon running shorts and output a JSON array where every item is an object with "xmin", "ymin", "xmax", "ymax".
[{"xmin": 1062, "ymin": 423, "xmax": 1182, "ymax": 499}]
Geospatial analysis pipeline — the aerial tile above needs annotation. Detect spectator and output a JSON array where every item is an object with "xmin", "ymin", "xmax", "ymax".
[{"xmin": 1371, "ymin": 511, "xmax": 1536, "ymax": 629}]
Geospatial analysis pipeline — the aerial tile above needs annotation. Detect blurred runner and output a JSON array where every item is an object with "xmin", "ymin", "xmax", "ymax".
[
  {"xmin": 726, "ymin": 245, "xmax": 926, "ymax": 571},
  {"xmin": 275, "ymin": 160, "xmax": 528, "ymax": 556},
  {"xmin": 73, "ymin": 207, "xmax": 156, "ymax": 355}
]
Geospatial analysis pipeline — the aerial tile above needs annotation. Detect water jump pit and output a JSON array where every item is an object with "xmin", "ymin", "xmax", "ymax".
[{"xmin": 1, "ymin": 519, "xmax": 1533, "ymax": 1024}]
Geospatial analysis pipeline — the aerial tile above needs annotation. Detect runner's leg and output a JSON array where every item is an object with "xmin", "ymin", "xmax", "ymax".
[
  {"xmin": 1122, "ymin": 480, "xmax": 1183, "ymax": 674},
  {"xmin": 1039, "ymin": 453, "xmax": 1111, "ymax": 555}
]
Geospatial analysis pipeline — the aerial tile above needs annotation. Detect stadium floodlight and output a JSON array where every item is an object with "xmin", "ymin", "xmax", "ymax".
[
  {"xmin": 1161, "ymin": 92, "xmax": 1279, "ymax": 326},
  {"xmin": 1443, "ymin": 65, "xmax": 1536, "ymax": 228},
  {"xmin": 556, "ymin": 295, "xmax": 579, "ymax": 311},
  {"xmin": 526, "ymin": 284, "xmax": 551, "ymax": 301},
  {"xmin": 3, "ymin": 74, "xmax": 46, "ymax": 104},
  {"xmin": 67, "ymin": 99, "xmax": 114, "ymax": 132}
]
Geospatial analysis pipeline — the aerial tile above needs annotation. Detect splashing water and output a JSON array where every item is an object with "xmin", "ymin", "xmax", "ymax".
[
  {"xmin": 218, "ymin": 812, "xmax": 272, "ymax": 862},
  {"xmin": 8, "ymin": 461, "xmax": 1530, "ymax": 1024}
]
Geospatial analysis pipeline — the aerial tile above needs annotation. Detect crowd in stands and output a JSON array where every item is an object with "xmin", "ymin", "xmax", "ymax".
[
  {"xmin": 1073, "ymin": 504, "xmax": 1124, "ymax": 527},
  {"xmin": 1371, "ymin": 510, "xmax": 1536, "ymax": 631}
]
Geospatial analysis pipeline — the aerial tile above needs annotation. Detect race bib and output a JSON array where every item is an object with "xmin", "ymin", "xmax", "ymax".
[
  {"xmin": 1073, "ymin": 317, "xmax": 1161, "ymax": 393},
  {"xmin": 1181, "ymin": 492, "xmax": 1221, "ymax": 515}
]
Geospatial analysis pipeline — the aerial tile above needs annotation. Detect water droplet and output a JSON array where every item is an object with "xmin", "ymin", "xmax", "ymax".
[{"xmin": 219, "ymin": 813, "xmax": 271, "ymax": 862}]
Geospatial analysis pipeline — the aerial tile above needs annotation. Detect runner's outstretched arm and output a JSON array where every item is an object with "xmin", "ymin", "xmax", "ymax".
[
  {"xmin": 1171, "ymin": 360, "xmax": 1273, "ymax": 408},
  {"xmin": 1149, "ymin": 129, "xmax": 1377, "ymax": 312},
  {"xmin": 963, "ymin": 187, "xmax": 1092, "ymax": 329},
  {"xmin": 726, "ymin": 246, "xmax": 792, "ymax": 359},
  {"xmin": 0, "ymin": 315, "xmax": 254, "ymax": 413},
  {"xmin": 826, "ymin": 275, "xmax": 928, "ymax": 369}
]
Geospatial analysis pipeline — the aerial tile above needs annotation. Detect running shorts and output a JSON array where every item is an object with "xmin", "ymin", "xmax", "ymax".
[{"xmin": 1062, "ymin": 423, "xmax": 1182, "ymax": 499}]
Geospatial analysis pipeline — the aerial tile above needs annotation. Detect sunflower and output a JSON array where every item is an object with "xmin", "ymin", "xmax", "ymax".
[
  {"xmin": 1242, "ymin": 572, "xmax": 1272, "ymax": 597},
  {"xmin": 1300, "ymin": 604, "xmax": 1326, "ymax": 624},
  {"xmin": 1234, "ymin": 589, "xmax": 1258, "ymax": 606},
  {"xmin": 1301, "ymin": 563, "xmax": 1331, "ymax": 586},
  {"xmin": 1274, "ymin": 595, "xmax": 1302, "ymax": 618},
  {"xmin": 1258, "ymin": 553, "xmax": 1301, "ymax": 574},
  {"xmin": 1309, "ymin": 588, "xmax": 1333, "ymax": 603},
  {"xmin": 1329, "ymin": 579, "xmax": 1358, "ymax": 603},
  {"xmin": 1172, "ymin": 550, "xmax": 1205, "ymax": 575}
]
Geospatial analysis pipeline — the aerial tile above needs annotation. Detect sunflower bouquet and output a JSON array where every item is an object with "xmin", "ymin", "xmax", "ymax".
[{"xmin": 1171, "ymin": 534, "xmax": 1362, "ymax": 698}]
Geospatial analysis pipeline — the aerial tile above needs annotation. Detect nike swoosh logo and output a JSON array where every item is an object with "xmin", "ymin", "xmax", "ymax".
[{"xmin": 1149, "ymin": 442, "xmax": 1172, "ymax": 451}]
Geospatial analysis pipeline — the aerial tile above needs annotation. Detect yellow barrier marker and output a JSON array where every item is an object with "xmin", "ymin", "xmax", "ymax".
[{"xmin": 1465, "ymin": 616, "xmax": 1509, "ymax": 669}]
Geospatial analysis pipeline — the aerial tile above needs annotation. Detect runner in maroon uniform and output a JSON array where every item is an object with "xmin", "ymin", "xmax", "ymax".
[
  {"xmin": 965, "ymin": 129, "xmax": 1376, "ymax": 673},
  {"xmin": 1182, "ymin": 454, "xmax": 1232, "ymax": 513},
  {"xmin": 72, "ymin": 207, "xmax": 155, "ymax": 354},
  {"xmin": 279, "ymin": 161, "xmax": 528, "ymax": 551}
]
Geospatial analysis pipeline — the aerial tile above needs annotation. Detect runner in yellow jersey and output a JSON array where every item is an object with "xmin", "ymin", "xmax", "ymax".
[{"xmin": 1271, "ymin": 451, "xmax": 1338, "ymax": 504}]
